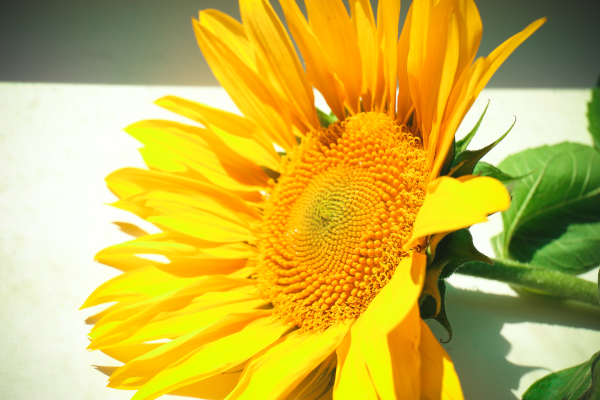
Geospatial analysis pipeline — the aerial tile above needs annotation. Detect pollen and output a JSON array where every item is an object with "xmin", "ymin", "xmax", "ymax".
[{"xmin": 257, "ymin": 112, "xmax": 428, "ymax": 331}]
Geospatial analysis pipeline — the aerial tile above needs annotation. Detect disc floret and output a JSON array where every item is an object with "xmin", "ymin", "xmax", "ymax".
[{"xmin": 257, "ymin": 112, "xmax": 428, "ymax": 330}]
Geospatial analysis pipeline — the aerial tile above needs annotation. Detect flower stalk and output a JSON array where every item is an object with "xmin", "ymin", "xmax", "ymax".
[{"xmin": 457, "ymin": 258, "xmax": 599, "ymax": 308}]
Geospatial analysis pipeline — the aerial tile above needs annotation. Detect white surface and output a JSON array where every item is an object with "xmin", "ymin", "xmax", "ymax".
[{"xmin": 0, "ymin": 83, "xmax": 599, "ymax": 399}]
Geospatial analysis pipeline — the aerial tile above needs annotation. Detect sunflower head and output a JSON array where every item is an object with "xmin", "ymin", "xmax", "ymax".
[
  {"xmin": 82, "ymin": 0, "xmax": 545, "ymax": 399},
  {"xmin": 259, "ymin": 112, "xmax": 429, "ymax": 330}
]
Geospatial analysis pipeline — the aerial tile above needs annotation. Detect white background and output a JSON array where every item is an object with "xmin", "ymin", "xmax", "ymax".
[{"xmin": 0, "ymin": 84, "xmax": 599, "ymax": 399}]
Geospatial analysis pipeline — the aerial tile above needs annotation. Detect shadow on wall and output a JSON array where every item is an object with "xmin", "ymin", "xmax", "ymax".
[
  {"xmin": 1, "ymin": 0, "xmax": 599, "ymax": 87},
  {"xmin": 431, "ymin": 284, "xmax": 600, "ymax": 400}
]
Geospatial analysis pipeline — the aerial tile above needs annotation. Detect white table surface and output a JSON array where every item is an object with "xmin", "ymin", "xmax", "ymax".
[{"xmin": 1, "ymin": 83, "xmax": 599, "ymax": 400}]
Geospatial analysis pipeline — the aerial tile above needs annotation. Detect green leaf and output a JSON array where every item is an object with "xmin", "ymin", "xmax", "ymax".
[
  {"xmin": 455, "ymin": 100, "xmax": 490, "ymax": 155},
  {"xmin": 588, "ymin": 82, "xmax": 600, "ymax": 152},
  {"xmin": 420, "ymin": 229, "xmax": 492, "ymax": 341},
  {"xmin": 523, "ymin": 351, "xmax": 600, "ymax": 400},
  {"xmin": 497, "ymin": 142, "xmax": 600, "ymax": 274},
  {"xmin": 450, "ymin": 118, "xmax": 515, "ymax": 178},
  {"xmin": 317, "ymin": 108, "xmax": 338, "ymax": 128}
]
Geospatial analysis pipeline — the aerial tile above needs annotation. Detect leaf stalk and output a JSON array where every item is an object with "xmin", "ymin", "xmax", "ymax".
[{"xmin": 457, "ymin": 258, "xmax": 599, "ymax": 308}]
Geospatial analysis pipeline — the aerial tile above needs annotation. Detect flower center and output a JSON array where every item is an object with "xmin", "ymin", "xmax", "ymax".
[{"xmin": 257, "ymin": 112, "xmax": 428, "ymax": 330}]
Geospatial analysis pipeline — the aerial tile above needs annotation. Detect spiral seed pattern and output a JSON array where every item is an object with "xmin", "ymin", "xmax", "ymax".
[{"xmin": 257, "ymin": 112, "xmax": 428, "ymax": 330}]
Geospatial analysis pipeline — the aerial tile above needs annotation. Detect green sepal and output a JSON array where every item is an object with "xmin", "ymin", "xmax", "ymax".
[
  {"xmin": 449, "ymin": 117, "xmax": 515, "ymax": 178},
  {"xmin": 439, "ymin": 102, "xmax": 487, "ymax": 177},
  {"xmin": 497, "ymin": 142, "xmax": 600, "ymax": 273},
  {"xmin": 261, "ymin": 166, "xmax": 281, "ymax": 182},
  {"xmin": 420, "ymin": 280, "xmax": 453, "ymax": 343},
  {"xmin": 523, "ymin": 351, "xmax": 600, "ymax": 400},
  {"xmin": 439, "ymin": 138, "xmax": 456, "ymax": 176},
  {"xmin": 588, "ymin": 76, "xmax": 600, "ymax": 152},
  {"xmin": 317, "ymin": 108, "xmax": 338, "ymax": 128},
  {"xmin": 455, "ymin": 100, "xmax": 490, "ymax": 155},
  {"xmin": 420, "ymin": 229, "xmax": 492, "ymax": 341}
]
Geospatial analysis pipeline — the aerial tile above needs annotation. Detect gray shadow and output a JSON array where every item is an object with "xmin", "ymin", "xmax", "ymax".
[{"xmin": 428, "ymin": 284, "xmax": 600, "ymax": 400}]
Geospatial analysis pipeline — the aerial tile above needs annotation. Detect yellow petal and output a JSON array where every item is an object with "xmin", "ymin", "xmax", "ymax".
[
  {"xmin": 127, "ymin": 316, "xmax": 290, "ymax": 400},
  {"xmin": 408, "ymin": 0, "xmax": 460, "ymax": 153},
  {"xmin": 101, "ymin": 342, "xmax": 163, "ymax": 364},
  {"xmin": 95, "ymin": 237, "xmax": 251, "ymax": 278},
  {"xmin": 305, "ymin": 0, "xmax": 362, "ymax": 115},
  {"xmin": 89, "ymin": 276, "xmax": 257, "ymax": 349},
  {"xmin": 199, "ymin": 9, "xmax": 256, "ymax": 69},
  {"xmin": 107, "ymin": 293, "xmax": 266, "ymax": 349},
  {"xmin": 279, "ymin": 0, "xmax": 346, "ymax": 120},
  {"xmin": 168, "ymin": 363, "xmax": 245, "ymax": 399},
  {"xmin": 420, "ymin": 320, "xmax": 465, "ymax": 400},
  {"xmin": 350, "ymin": 0, "xmax": 377, "ymax": 111},
  {"xmin": 156, "ymin": 97, "xmax": 280, "ymax": 172},
  {"xmin": 334, "ymin": 253, "xmax": 426, "ymax": 399},
  {"xmin": 239, "ymin": 0, "xmax": 319, "ymax": 134},
  {"xmin": 406, "ymin": 176, "xmax": 510, "ymax": 249},
  {"xmin": 285, "ymin": 352, "xmax": 336, "ymax": 400},
  {"xmin": 376, "ymin": 0, "xmax": 400, "ymax": 117},
  {"xmin": 334, "ymin": 330, "xmax": 379, "ymax": 399},
  {"xmin": 127, "ymin": 120, "xmax": 268, "ymax": 190},
  {"xmin": 430, "ymin": 17, "xmax": 545, "ymax": 177},
  {"xmin": 81, "ymin": 266, "xmax": 202, "ymax": 309},
  {"xmin": 148, "ymin": 211, "xmax": 251, "ymax": 244},
  {"xmin": 108, "ymin": 311, "xmax": 269, "ymax": 389},
  {"xmin": 396, "ymin": 7, "xmax": 413, "ymax": 123},
  {"xmin": 106, "ymin": 168, "xmax": 260, "ymax": 219},
  {"xmin": 229, "ymin": 323, "xmax": 350, "ymax": 399},
  {"xmin": 193, "ymin": 17, "xmax": 296, "ymax": 151}
]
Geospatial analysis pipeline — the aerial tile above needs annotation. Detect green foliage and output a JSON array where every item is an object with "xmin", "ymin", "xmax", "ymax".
[
  {"xmin": 496, "ymin": 142, "xmax": 600, "ymax": 274},
  {"xmin": 588, "ymin": 82, "xmax": 600, "ymax": 152},
  {"xmin": 455, "ymin": 100, "xmax": 490, "ymax": 155},
  {"xmin": 421, "ymin": 229, "xmax": 491, "ymax": 341},
  {"xmin": 316, "ymin": 108, "xmax": 338, "ymax": 128},
  {"xmin": 450, "ymin": 118, "xmax": 514, "ymax": 178},
  {"xmin": 523, "ymin": 351, "xmax": 600, "ymax": 400}
]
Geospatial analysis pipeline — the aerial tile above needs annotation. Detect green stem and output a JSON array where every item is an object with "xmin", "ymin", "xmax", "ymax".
[{"xmin": 457, "ymin": 258, "xmax": 599, "ymax": 308}]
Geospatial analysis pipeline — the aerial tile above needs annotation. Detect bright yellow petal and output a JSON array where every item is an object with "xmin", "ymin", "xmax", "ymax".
[
  {"xmin": 334, "ymin": 329, "xmax": 379, "ymax": 400},
  {"xmin": 155, "ymin": 96, "xmax": 279, "ymax": 169},
  {"xmin": 89, "ymin": 276, "xmax": 257, "ymax": 348},
  {"xmin": 95, "ymin": 237, "xmax": 251, "ymax": 278},
  {"xmin": 430, "ymin": 16, "xmax": 545, "ymax": 177},
  {"xmin": 396, "ymin": 6, "xmax": 414, "ymax": 124},
  {"xmin": 105, "ymin": 292, "xmax": 266, "ymax": 349},
  {"xmin": 108, "ymin": 311, "xmax": 269, "ymax": 389},
  {"xmin": 420, "ymin": 320, "xmax": 465, "ymax": 400},
  {"xmin": 240, "ymin": 0, "xmax": 319, "ymax": 134},
  {"xmin": 305, "ymin": 0, "xmax": 362, "ymax": 115},
  {"xmin": 376, "ymin": 0, "xmax": 400, "ymax": 117},
  {"xmin": 106, "ymin": 168, "xmax": 261, "ymax": 218},
  {"xmin": 228, "ymin": 323, "xmax": 350, "ymax": 399},
  {"xmin": 101, "ymin": 342, "xmax": 163, "ymax": 364},
  {"xmin": 334, "ymin": 253, "xmax": 426, "ymax": 399},
  {"xmin": 193, "ymin": 17, "xmax": 296, "ymax": 151},
  {"xmin": 350, "ymin": 0, "xmax": 377, "ymax": 111},
  {"xmin": 405, "ymin": 176, "xmax": 510, "ymax": 249},
  {"xmin": 200, "ymin": 9, "xmax": 256, "ymax": 69},
  {"xmin": 285, "ymin": 352, "xmax": 336, "ymax": 400},
  {"xmin": 81, "ymin": 266, "xmax": 202, "ymax": 309},
  {"xmin": 168, "ymin": 363, "xmax": 245, "ymax": 399},
  {"xmin": 279, "ymin": 0, "xmax": 346, "ymax": 120},
  {"xmin": 127, "ymin": 316, "xmax": 290, "ymax": 400}
]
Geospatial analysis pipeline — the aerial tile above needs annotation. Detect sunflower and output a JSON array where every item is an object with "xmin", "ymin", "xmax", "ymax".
[{"xmin": 83, "ymin": 0, "xmax": 544, "ymax": 399}]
